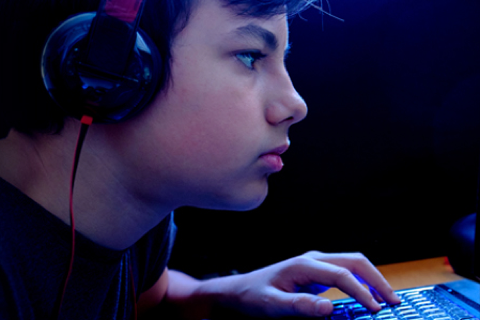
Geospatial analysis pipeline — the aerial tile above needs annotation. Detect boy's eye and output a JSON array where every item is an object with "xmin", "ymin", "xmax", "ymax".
[{"xmin": 236, "ymin": 51, "xmax": 266, "ymax": 70}]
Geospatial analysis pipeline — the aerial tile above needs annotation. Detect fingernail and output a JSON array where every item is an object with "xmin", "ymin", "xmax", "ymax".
[
  {"xmin": 370, "ymin": 297, "xmax": 382, "ymax": 311},
  {"xmin": 393, "ymin": 292, "xmax": 401, "ymax": 303},
  {"xmin": 315, "ymin": 299, "xmax": 332, "ymax": 316}
]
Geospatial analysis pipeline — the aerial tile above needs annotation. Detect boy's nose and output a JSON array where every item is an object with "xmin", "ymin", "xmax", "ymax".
[{"xmin": 266, "ymin": 74, "xmax": 308, "ymax": 126}]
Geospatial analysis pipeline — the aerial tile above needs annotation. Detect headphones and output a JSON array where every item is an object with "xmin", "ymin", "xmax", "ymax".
[
  {"xmin": 41, "ymin": 0, "xmax": 161, "ymax": 123},
  {"xmin": 41, "ymin": 2, "xmax": 159, "ymax": 317}
]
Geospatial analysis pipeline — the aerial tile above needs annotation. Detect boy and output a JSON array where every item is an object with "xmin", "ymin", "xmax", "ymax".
[{"xmin": 0, "ymin": 0, "xmax": 400, "ymax": 318}]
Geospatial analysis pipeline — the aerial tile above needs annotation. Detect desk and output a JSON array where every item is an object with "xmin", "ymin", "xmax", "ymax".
[{"xmin": 319, "ymin": 257, "xmax": 464, "ymax": 301}]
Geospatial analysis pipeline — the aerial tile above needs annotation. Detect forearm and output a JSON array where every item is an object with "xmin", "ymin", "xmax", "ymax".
[{"xmin": 163, "ymin": 269, "xmax": 239, "ymax": 320}]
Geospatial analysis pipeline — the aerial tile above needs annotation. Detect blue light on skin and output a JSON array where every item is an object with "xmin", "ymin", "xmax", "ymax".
[{"xmin": 295, "ymin": 275, "xmax": 380, "ymax": 297}]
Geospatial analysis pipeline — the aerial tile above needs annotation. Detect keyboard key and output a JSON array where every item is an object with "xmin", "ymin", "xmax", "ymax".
[
  {"xmin": 397, "ymin": 310, "xmax": 418, "ymax": 316},
  {"xmin": 375, "ymin": 315, "xmax": 397, "ymax": 319},
  {"xmin": 353, "ymin": 309, "xmax": 370, "ymax": 315},
  {"xmin": 417, "ymin": 304, "xmax": 438, "ymax": 310},
  {"xmin": 405, "ymin": 295, "xmax": 423, "ymax": 300},
  {"xmin": 421, "ymin": 308, "xmax": 442, "ymax": 314},
  {"xmin": 395, "ymin": 306, "xmax": 416, "ymax": 312},
  {"xmin": 374, "ymin": 316, "xmax": 398, "ymax": 320},
  {"xmin": 415, "ymin": 301, "xmax": 433, "ymax": 307},
  {"xmin": 354, "ymin": 316, "xmax": 373, "ymax": 320},
  {"xmin": 333, "ymin": 308, "xmax": 348, "ymax": 315},
  {"xmin": 376, "ymin": 309, "xmax": 395, "ymax": 316},
  {"xmin": 426, "ymin": 312, "xmax": 448, "ymax": 318},
  {"xmin": 410, "ymin": 298, "xmax": 428, "ymax": 304}
]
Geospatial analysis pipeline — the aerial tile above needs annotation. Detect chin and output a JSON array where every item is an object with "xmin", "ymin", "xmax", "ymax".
[
  {"xmin": 229, "ymin": 197, "xmax": 266, "ymax": 211},
  {"xmin": 204, "ymin": 185, "xmax": 269, "ymax": 212}
]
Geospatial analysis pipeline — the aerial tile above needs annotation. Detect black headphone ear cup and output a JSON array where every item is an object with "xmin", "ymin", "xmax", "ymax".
[{"xmin": 41, "ymin": 13, "xmax": 162, "ymax": 123}]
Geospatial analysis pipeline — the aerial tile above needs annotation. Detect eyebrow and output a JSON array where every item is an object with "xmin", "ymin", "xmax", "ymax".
[{"xmin": 234, "ymin": 24, "xmax": 279, "ymax": 52}]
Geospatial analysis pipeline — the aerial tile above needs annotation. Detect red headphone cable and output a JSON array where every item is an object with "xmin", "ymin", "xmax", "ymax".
[
  {"xmin": 54, "ymin": 115, "xmax": 92, "ymax": 319},
  {"xmin": 54, "ymin": 115, "xmax": 138, "ymax": 320}
]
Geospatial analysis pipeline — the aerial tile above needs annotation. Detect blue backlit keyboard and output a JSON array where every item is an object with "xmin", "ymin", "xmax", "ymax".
[{"xmin": 328, "ymin": 287, "xmax": 479, "ymax": 320}]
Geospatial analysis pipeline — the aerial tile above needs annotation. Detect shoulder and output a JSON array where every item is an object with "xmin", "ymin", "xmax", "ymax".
[
  {"xmin": 133, "ymin": 213, "xmax": 177, "ymax": 293},
  {"xmin": 0, "ymin": 178, "xmax": 69, "ymax": 319},
  {"xmin": 136, "ymin": 212, "xmax": 177, "ymax": 255}
]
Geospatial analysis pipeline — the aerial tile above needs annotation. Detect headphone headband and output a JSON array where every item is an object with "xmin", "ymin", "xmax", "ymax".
[
  {"xmin": 104, "ymin": 0, "xmax": 143, "ymax": 23},
  {"xmin": 86, "ymin": 0, "xmax": 144, "ymax": 75}
]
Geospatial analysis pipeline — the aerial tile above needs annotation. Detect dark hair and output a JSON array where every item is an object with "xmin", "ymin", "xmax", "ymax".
[{"xmin": 0, "ymin": 0, "xmax": 315, "ymax": 138}]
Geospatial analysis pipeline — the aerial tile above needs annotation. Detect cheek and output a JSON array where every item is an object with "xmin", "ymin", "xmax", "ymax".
[
  {"xmin": 162, "ymin": 67, "xmax": 262, "ymax": 160},
  {"xmin": 162, "ymin": 106, "xmax": 255, "ymax": 171}
]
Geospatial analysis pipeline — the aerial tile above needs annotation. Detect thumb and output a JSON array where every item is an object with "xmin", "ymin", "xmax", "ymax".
[{"xmin": 273, "ymin": 291, "xmax": 334, "ymax": 317}]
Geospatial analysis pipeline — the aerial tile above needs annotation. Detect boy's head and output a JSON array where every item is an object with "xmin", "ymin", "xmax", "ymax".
[
  {"xmin": 0, "ymin": 0, "xmax": 313, "ymax": 138},
  {"xmin": 0, "ymin": 0, "xmax": 310, "ymax": 211}
]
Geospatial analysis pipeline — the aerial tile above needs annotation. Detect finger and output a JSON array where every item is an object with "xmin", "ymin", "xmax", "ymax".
[
  {"xmin": 286, "ymin": 258, "xmax": 382, "ymax": 311},
  {"xmin": 370, "ymin": 286, "xmax": 385, "ymax": 303},
  {"xmin": 349, "ymin": 259, "xmax": 400, "ymax": 305},
  {"xmin": 355, "ymin": 275, "xmax": 385, "ymax": 303},
  {"xmin": 272, "ymin": 290, "xmax": 333, "ymax": 317},
  {"xmin": 304, "ymin": 252, "xmax": 401, "ymax": 305}
]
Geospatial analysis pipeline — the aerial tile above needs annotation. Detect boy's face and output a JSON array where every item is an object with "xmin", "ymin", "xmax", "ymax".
[{"xmin": 103, "ymin": 0, "xmax": 307, "ymax": 211}]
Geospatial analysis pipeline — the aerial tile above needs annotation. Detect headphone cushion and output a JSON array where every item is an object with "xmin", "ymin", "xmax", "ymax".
[{"xmin": 41, "ymin": 13, "xmax": 162, "ymax": 123}]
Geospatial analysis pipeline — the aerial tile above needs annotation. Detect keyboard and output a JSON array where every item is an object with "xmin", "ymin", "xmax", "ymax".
[{"xmin": 327, "ymin": 287, "xmax": 478, "ymax": 320}]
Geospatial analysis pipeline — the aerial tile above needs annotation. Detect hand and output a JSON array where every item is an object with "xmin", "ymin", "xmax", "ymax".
[{"xmin": 216, "ymin": 251, "xmax": 401, "ymax": 318}]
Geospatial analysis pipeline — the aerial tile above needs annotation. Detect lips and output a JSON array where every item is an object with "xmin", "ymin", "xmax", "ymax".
[
  {"xmin": 265, "ymin": 144, "xmax": 289, "ymax": 156},
  {"xmin": 259, "ymin": 143, "xmax": 290, "ymax": 172}
]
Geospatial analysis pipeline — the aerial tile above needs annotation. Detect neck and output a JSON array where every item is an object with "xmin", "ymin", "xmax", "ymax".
[{"xmin": 0, "ymin": 122, "xmax": 174, "ymax": 250}]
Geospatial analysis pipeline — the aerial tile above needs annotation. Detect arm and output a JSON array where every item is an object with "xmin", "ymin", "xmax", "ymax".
[
  {"xmin": 139, "ymin": 251, "xmax": 401, "ymax": 319},
  {"xmin": 137, "ymin": 268, "xmax": 220, "ymax": 319}
]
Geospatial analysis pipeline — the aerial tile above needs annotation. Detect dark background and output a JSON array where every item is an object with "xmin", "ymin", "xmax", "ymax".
[{"xmin": 169, "ymin": 0, "xmax": 480, "ymax": 278}]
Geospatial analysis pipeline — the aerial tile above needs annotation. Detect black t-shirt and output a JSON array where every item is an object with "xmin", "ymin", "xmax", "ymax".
[{"xmin": 0, "ymin": 178, "xmax": 176, "ymax": 319}]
